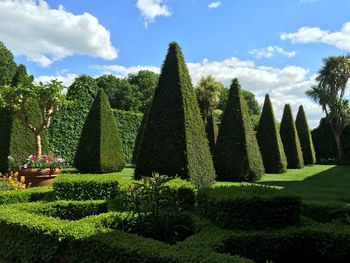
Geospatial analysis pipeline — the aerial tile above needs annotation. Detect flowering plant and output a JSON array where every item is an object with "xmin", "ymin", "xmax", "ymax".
[
  {"xmin": 8, "ymin": 155, "xmax": 67, "ymax": 171},
  {"xmin": 0, "ymin": 172, "xmax": 28, "ymax": 191}
]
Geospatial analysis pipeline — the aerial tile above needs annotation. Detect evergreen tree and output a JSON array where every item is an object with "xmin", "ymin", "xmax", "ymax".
[
  {"xmin": 256, "ymin": 95, "xmax": 287, "ymax": 173},
  {"xmin": 0, "ymin": 41, "xmax": 17, "ymax": 86},
  {"xmin": 74, "ymin": 89, "xmax": 125, "ymax": 173},
  {"xmin": 296, "ymin": 105, "xmax": 316, "ymax": 165},
  {"xmin": 135, "ymin": 42, "xmax": 215, "ymax": 188},
  {"xmin": 280, "ymin": 104, "xmax": 304, "ymax": 169},
  {"xmin": 214, "ymin": 78, "xmax": 264, "ymax": 181},
  {"xmin": 206, "ymin": 113, "xmax": 218, "ymax": 154}
]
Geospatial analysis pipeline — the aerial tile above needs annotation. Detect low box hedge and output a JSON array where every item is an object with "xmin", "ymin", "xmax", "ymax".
[
  {"xmin": 0, "ymin": 202, "xmax": 252, "ymax": 263},
  {"xmin": 197, "ymin": 185, "xmax": 301, "ymax": 230},
  {"xmin": 0, "ymin": 186, "xmax": 54, "ymax": 205},
  {"xmin": 53, "ymin": 174, "xmax": 120, "ymax": 200},
  {"xmin": 301, "ymin": 200, "xmax": 350, "ymax": 223}
]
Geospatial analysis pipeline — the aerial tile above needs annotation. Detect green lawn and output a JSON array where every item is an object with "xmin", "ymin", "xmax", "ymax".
[{"xmin": 217, "ymin": 165, "xmax": 350, "ymax": 202}]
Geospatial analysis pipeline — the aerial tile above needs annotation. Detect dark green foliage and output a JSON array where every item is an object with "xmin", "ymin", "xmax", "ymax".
[
  {"xmin": 0, "ymin": 41, "xmax": 17, "ymax": 86},
  {"xmin": 256, "ymin": 94, "xmax": 287, "ymax": 173},
  {"xmin": 53, "ymin": 174, "xmax": 120, "ymax": 200},
  {"xmin": 197, "ymin": 185, "xmax": 301, "ymax": 230},
  {"xmin": 74, "ymin": 89, "xmax": 125, "ymax": 173},
  {"xmin": 113, "ymin": 110, "xmax": 142, "ymax": 163},
  {"xmin": 214, "ymin": 79, "xmax": 264, "ymax": 182},
  {"xmin": 296, "ymin": 105, "xmax": 316, "ymax": 165},
  {"xmin": 206, "ymin": 113, "xmax": 218, "ymax": 154},
  {"xmin": 217, "ymin": 223, "xmax": 350, "ymax": 263},
  {"xmin": 0, "ymin": 186, "xmax": 53, "ymax": 205},
  {"xmin": 280, "ymin": 104, "xmax": 304, "ymax": 169},
  {"xmin": 135, "ymin": 42, "xmax": 215, "ymax": 188},
  {"xmin": 0, "ymin": 65, "xmax": 49, "ymax": 172},
  {"xmin": 301, "ymin": 200, "xmax": 350, "ymax": 223},
  {"xmin": 218, "ymin": 87, "xmax": 261, "ymax": 129},
  {"xmin": 131, "ymin": 103, "xmax": 149, "ymax": 164}
]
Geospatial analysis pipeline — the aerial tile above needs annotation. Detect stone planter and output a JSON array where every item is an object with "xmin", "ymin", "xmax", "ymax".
[{"xmin": 17, "ymin": 168, "xmax": 61, "ymax": 187}]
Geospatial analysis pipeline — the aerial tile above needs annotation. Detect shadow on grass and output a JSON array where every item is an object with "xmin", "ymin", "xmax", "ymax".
[{"xmin": 257, "ymin": 166, "xmax": 350, "ymax": 202}]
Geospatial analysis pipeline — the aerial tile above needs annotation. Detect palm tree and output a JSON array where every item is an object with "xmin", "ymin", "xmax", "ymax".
[
  {"xmin": 306, "ymin": 55, "xmax": 350, "ymax": 162},
  {"xmin": 195, "ymin": 75, "xmax": 223, "ymax": 125}
]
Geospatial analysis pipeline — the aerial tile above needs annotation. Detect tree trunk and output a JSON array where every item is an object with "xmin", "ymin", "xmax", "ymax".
[
  {"xmin": 331, "ymin": 127, "xmax": 343, "ymax": 163},
  {"xmin": 35, "ymin": 134, "xmax": 42, "ymax": 159}
]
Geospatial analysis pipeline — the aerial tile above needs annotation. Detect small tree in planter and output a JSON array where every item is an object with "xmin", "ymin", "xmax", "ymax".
[{"xmin": 0, "ymin": 79, "xmax": 67, "ymax": 160}]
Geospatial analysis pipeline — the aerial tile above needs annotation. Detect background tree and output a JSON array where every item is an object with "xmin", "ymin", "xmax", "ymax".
[
  {"xmin": 306, "ymin": 55, "xmax": 350, "ymax": 162},
  {"xmin": 0, "ymin": 41, "xmax": 17, "ymax": 86},
  {"xmin": 195, "ymin": 75, "xmax": 223, "ymax": 125},
  {"xmin": 0, "ymin": 80, "xmax": 67, "ymax": 159}
]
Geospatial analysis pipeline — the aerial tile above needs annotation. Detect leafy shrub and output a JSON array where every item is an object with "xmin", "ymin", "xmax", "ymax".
[
  {"xmin": 280, "ymin": 104, "xmax": 304, "ymax": 168},
  {"xmin": 301, "ymin": 200, "xmax": 350, "ymax": 223},
  {"xmin": 296, "ymin": 105, "xmax": 316, "ymax": 165},
  {"xmin": 0, "ymin": 186, "xmax": 53, "ymax": 205},
  {"xmin": 74, "ymin": 89, "xmax": 125, "ymax": 173},
  {"xmin": 256, "ymin": 94, "xmax": 287, "ymax": 173},
  {"xmin": 53, "ymin": 174, "xmax": 119, "ymax": 200},
  {"xmin": 135, "ymin": 42, "xmax": 216, "ymax": 188},
  {"xmin": 197, "ymin": 185, "xmax": 301, "ymax": 230},
  {"xmin": 214, "ymin": 79, "xmax": 264, "ymax": 181}
]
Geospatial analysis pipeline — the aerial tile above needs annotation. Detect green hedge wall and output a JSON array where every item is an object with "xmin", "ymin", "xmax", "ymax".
[
  {"xmin": 53, "ymin": 174, "xmax": 120, "ymax": 200},
  {"xmin": 197, "ymin": 185, "xmax": 301, "ymax": 230},
  {"xmin": 0, "ymin": 186, "xmax": 53, "ymax": 205}
]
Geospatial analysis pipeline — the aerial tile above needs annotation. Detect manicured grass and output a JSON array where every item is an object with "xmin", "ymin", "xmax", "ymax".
[{"xmin": 217, "ymin": 165, "xmax": 350, "ymax": 202}]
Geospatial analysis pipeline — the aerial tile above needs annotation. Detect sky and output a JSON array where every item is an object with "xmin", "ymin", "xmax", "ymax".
[{"xmin": 1, "ymin": 0, "xmax": 350, "ymax": 127}]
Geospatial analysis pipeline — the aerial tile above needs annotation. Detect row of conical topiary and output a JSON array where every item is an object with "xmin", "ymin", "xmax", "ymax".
[{"xmin": 73, "ymin": 42, "xmax": 316, "ymax": 186}]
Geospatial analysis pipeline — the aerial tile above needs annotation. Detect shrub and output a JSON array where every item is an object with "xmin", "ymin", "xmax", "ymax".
[
  {"xmin": 206, "ymin": 113, "xmax": 219, "ymax": 154},
  {"xmin": 301, "ymin": 200, "xmax": 350, "ymax": 223},
  {"xmin": 217, "ymin": 223, "xmax": 350, "ymax": 263},
  {"xmin": 256, "ymin": 94, "xmax": 287, "ymax": 173},
  {"xmin": 197, "ymin": 185, "xmax": 301, "ymax": 230},
  {"xmin": 296, "ymin": 105, "xmax": 316, "ymax": 165},
  {"xmin": 0, "ymin": 186, "xmax": 53, "ymax": 205},
  {"xmin": 214, "ymin": 79, "xmax": 264, "ymax": 182},
  {"xmin": 113, "ymin": 109, "xmax": 142, "ymax": 164},
  {"xmin": 53, "ymin": 174, "xmax": 120, "ymax": 200},
  {"xmin": 280, "ymin": 104, "xmax": 304, "ymax": 169},
  {"xmin": 135, "ymin": 42, "xmax": 215, "ymax": 188},
  {"xmin": 74, "ymin": 89, "xmax": 125, "ymax": 173}
]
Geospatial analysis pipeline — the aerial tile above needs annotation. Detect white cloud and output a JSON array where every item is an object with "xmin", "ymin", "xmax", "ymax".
[
  {"xmin": 136, "ymin": 0, "xmax": 171, "ymax": 26},
  {"xmin": 35, "ymin": 73, "xmax": 78, "ymax": 87},
  {"xmin": 208, "ymin": 1, "xmax": 221, "ymax": 9},
  {"xmin": 96, "ymin": 57, "xmax": 323, "ymax": 127},
  {"xmin": 0, "ymin": 0, "xmax": 117, "ymax": 67},
  {"xmin": 249, "ymin": 45, "xmax": 296, "ymax": 59},
  {"xmin": 281, "ymin": 22, "xmax": 350, "ymax": 51}
]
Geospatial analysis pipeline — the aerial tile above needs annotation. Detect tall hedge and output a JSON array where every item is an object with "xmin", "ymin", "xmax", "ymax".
[
  {"xmin": 256, "ymin": 95, "xmax": 287, "ymax": 173},
  {"xmin": 135, "ymin": 42, "xmax": 216, "ymax": 188},
  {"xmin": 0, "ymin": 65, "xmax": 48, "ymax": 172},
  {"xmin": 214, "ymin": 79, "xmax": 264, "ymax": 182},
  {"xmin": 280, "ymin": 104, "xmax": 304, "ymax": 169},
  {"xmin": 74, "ymin": 89, "xmax": 125, "ymax": 173},
  {"xmin": 296, "ymin": 105, "xmax": 316, "ymax": 165},
  {"xmin": 206, "ymin": 113, "xmax": 218, "ymax": 154}
]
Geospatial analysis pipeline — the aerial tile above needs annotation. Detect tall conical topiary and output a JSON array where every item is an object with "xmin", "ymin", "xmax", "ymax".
[
  {"xmin": 296, "ymin": 105, "xmax": 316, "ymax": 165},
  {"xmin": 256, "ymin": 95, "xmax": 287, "ymax": 173},
  {"xmin": 280, "ymin": 104, "xmax": 304, "ymax": 169},
  {"xmin": 74, "ymin": 89, "xmax": 125, "ymax": 173},
  {"xmin": 206, "ymin": 113, "xmax": 218, "ymax": 154},
  {"xmin": 214, "ymin": 79, "xmax": 264, "ymax": 182},
  {"xmin": 135, "ymin": 42, "xmax": 216, "ymax": 188}
]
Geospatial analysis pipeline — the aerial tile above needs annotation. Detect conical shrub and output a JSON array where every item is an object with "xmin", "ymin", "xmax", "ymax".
[
  {"xmin": 256, "ymin": 95, "xmax": 287, "ymax": 173},
  {"xmin": 135, "ymin": 42, "xmax": 215, "ymax": 188},
  {"xmin": 280, "ymin": 104, "xmax": 304, "ymax": 169},
  {"xmin": 296, "ymin": 105, "xmax": 316, "ymax": 165},
  {"xmin": 74, "ymin": 89, "xmax": 125, "ymax": 173},
  {"xmin": 214, "ymin": 79, "xmax": 264, "ymax": 182},
  {"xmin": 206, "ymin": 113, "xmax": 218, "ymax": 154}
]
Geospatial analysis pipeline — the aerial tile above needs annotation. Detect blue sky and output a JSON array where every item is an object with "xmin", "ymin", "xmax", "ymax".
[{"xmin": 1, "ymin": 0, "xmax": 350, "ymax": 127}]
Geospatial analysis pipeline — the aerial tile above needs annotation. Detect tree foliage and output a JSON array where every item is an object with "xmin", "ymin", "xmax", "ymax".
[
  {"xmin": 256, "ymin": 94, "xmax": 287, "ymax": 173},
  {"xmin": 74, "ymin": 89, "xmax": 125, "ymax": 173},
  {"xmin": 135, "ymin": 42, "xmax": 215, "ymax": 188},
  {"xmin": 0, "ymin": 41, "xmax": 17, "ymax": 86},
  {"xmin": 214, "ymin": 78, "xmax": 264, "ymax": 182},
  {"xmin": 280, "ymin": 104, "xmax": 304, "ymax": 169},
  {"xmin": 295, "ymin": 105, "xmax": 316, "ymax": 165}
]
